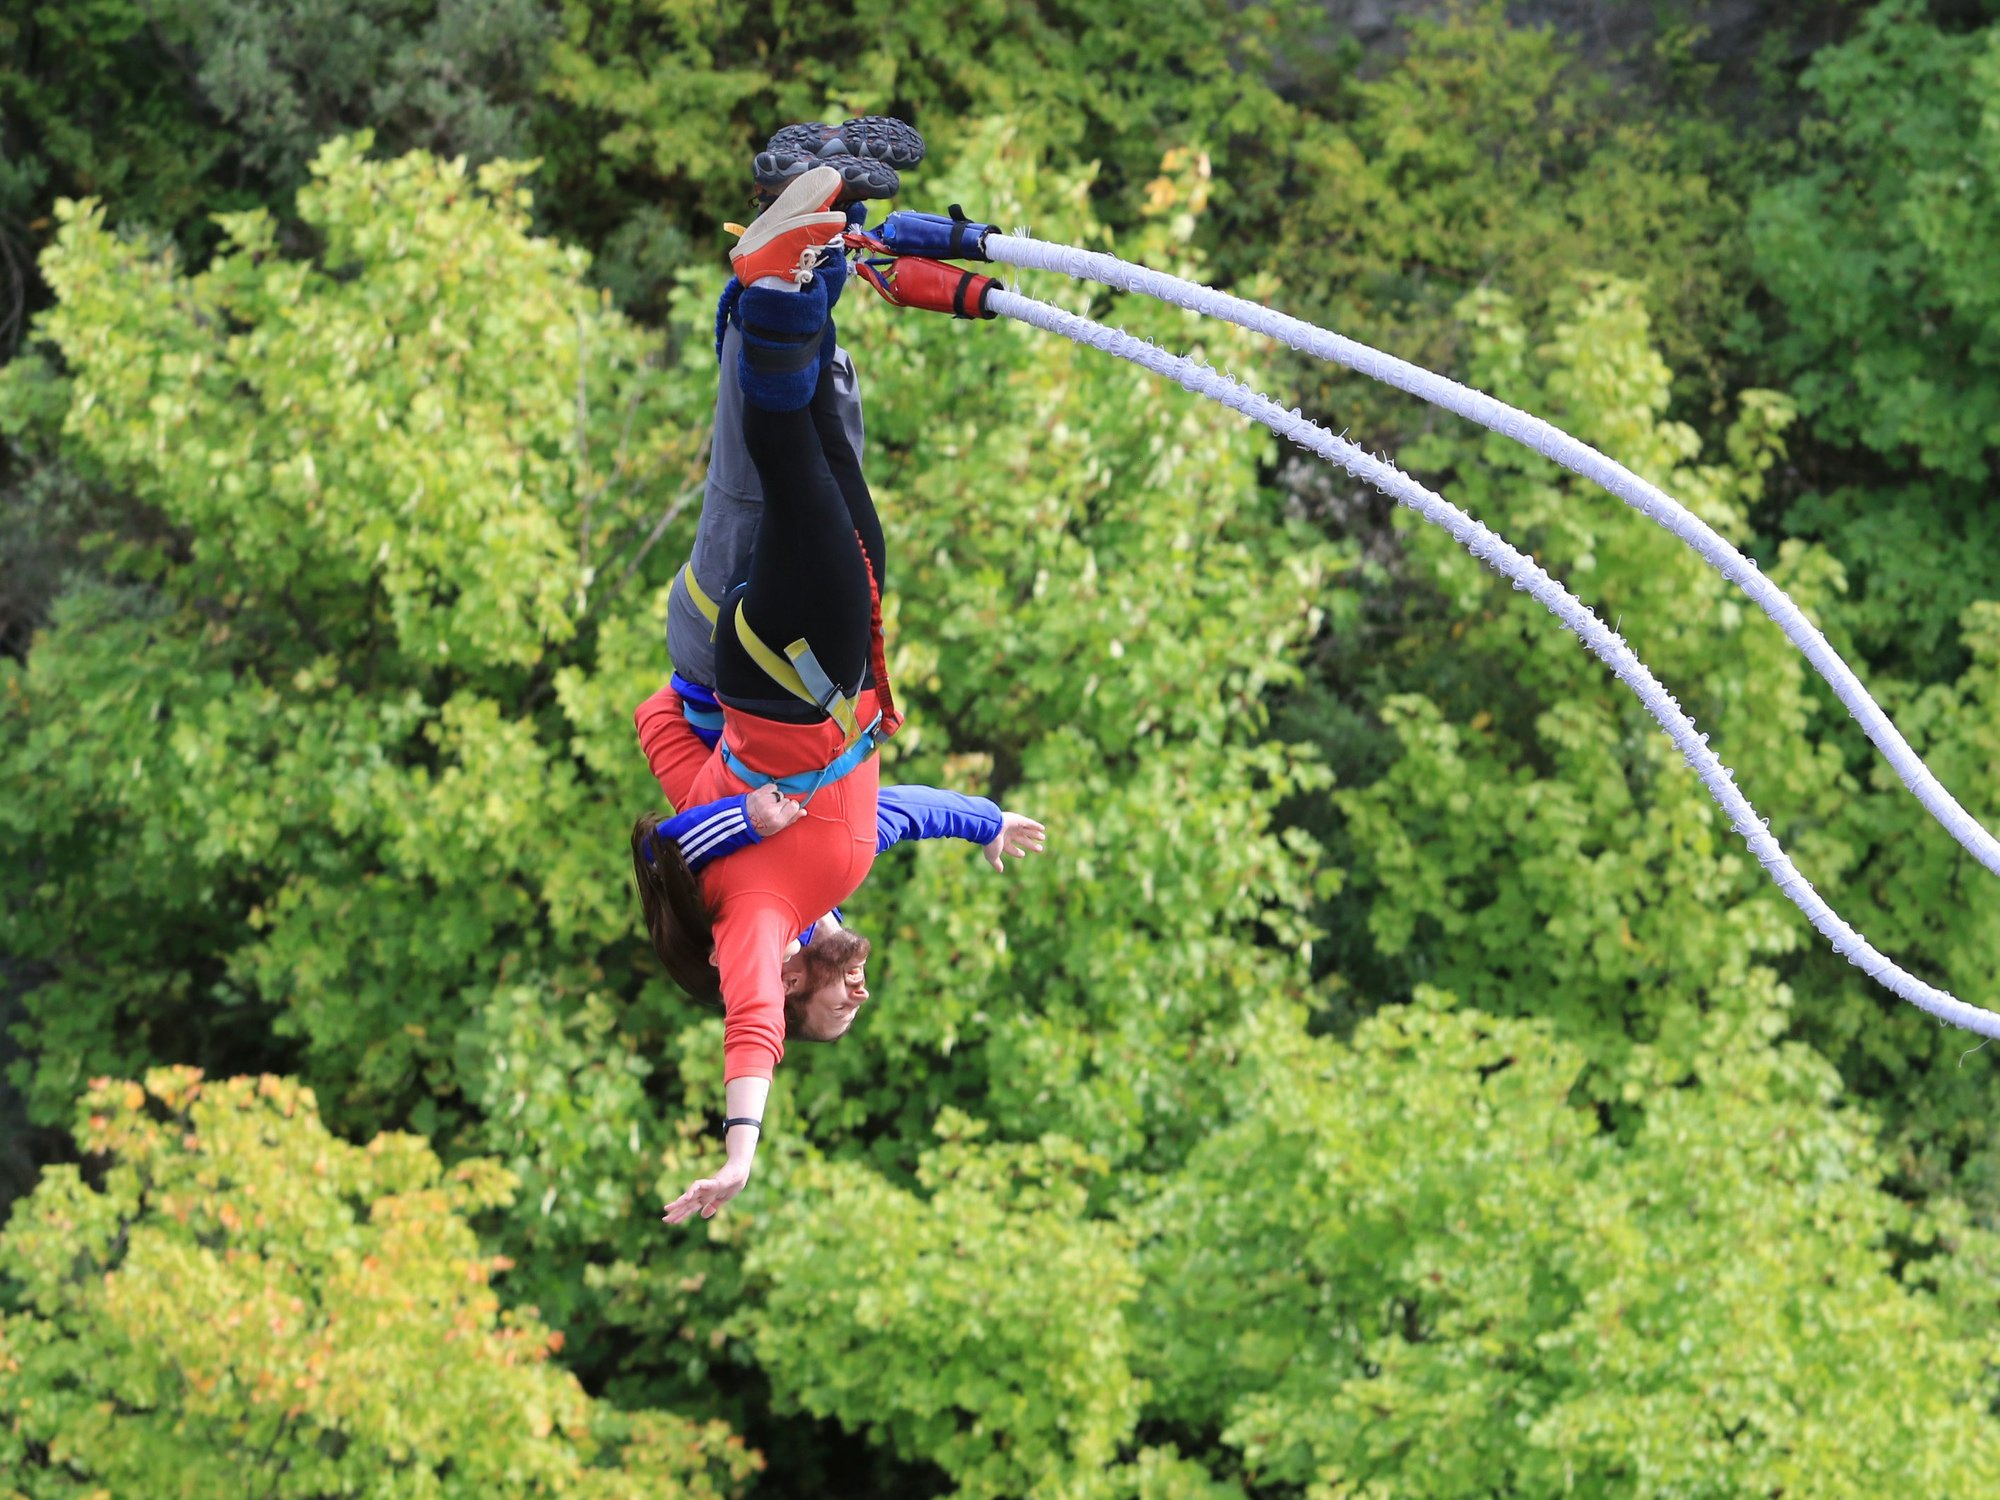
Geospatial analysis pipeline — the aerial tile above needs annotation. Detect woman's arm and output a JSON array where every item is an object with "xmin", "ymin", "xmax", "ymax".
[
  {"xmin": 660, "ymin": 901, "xmax": 792, "ymax": 1225},
  {"xmin": 661, "ymin": 1075, "xmax": 769, "ymax": 1224}
]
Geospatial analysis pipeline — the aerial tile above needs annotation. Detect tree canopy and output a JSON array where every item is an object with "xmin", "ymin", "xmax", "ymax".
[{"xmin": 5, "ymin": 1, "xmax": 2000, "ymax": 1494}]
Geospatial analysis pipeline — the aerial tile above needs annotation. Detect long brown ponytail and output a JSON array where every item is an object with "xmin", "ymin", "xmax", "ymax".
[{"xmin": 631, "ymin": 812, "xmax": 722, "ymax": 1004}]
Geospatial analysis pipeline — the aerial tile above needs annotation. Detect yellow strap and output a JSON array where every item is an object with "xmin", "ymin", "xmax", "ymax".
[
  {"xmin": 676, "ymin": 563, "xmax": 721, "ymax": 640},
  {"xmin": 733, "ymin": 600, "xmax": 863, "ymax": 744}
]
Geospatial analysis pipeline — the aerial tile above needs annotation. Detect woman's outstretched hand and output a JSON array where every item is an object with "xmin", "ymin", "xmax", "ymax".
[
  {"xmin": 662, "ymin": 1157, "xmax": 751, "ymax": 1224},
  {"xmin": 667, "ymin": 1081, "xmax": 767, "ymax": 1226},
  {"xmin": 983, "ymin": 811, "xmax": 1048, "ymax": 872},
  {"xmin": 747, "ymin": 783, "xmax": 806, "ymax": 836}
]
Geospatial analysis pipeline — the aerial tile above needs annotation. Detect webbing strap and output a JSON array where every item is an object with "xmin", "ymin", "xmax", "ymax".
[
  {"xmin": 734, "ymin": 599, "xmax": 864, "ymax": 744},
  {"xmin": 720, "ymin": 716, "xmax": 883, "ymax": 800},
  {"xmin": 681, "ymin": 701, "xmax": 724, "ymax": 735},
  {"xmin": 740, "ymin": 324, "xmax": 824, "ymax": 374},
  {"xmin": 681, "ymin": 539, "xmax": 900, "ymax": 742},
  {"xmin": 857, "ymin": 533, "xmax": 903, "ymax": 741},
  {"xmin": 676, "ymin": 563, "xmax": 722, "ymax": 641},
  {"xmin": 947, "ymin": 204, "xmax": 985, "ymax": 259}
]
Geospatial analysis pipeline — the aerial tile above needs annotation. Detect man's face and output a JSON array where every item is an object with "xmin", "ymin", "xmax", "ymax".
[{"xmin": 783, "ymin": 927, "xmax": 871, "ymax": 1042}]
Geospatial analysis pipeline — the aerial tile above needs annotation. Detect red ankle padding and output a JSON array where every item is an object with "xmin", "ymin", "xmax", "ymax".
[{"xmin": 874, "ymin": 256, "xmax": 998, "ymax": 319}]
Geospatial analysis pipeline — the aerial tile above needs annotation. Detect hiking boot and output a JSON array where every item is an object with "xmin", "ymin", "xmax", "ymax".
[
  {"xmin": 754, "ymin": 115, "xmax": 926, "ymax": 203},
  {"xmin": 766, "ymin": 116, "xmax": 926, "ymax": 169},
  {"xmin": 728, "ymin": 166, "xmax": 847, "ymax": 286}
]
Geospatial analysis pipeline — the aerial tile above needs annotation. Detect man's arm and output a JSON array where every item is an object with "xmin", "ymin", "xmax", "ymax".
[
  {"xmin": 875, "ymin": 785, "xmax": 1003, "ymax": 851},
  {"xmin": 634, "ymin": 681, "xmax": 713, "ymax": 810},
  {"xmin": 651, "ymin": 787, "xmax": 806, "ymax": 872},
  {"xmin": 655, "ymin": 795, "xmax": 760, "ymax": 870},
  {"xmin": 876, "ymin": 786, "xmax": 1047, "ymax": 871}
]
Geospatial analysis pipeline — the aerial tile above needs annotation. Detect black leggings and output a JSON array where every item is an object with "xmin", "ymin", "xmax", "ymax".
[{"xmin": 714, "ymin": 362, "xmax": 883, "ymax": 721}]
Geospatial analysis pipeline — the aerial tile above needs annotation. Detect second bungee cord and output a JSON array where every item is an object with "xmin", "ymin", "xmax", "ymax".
[
  {"xmin": 848, "ymin": 212, "xmax": 2000, "ymax": 1039},
  {"xmin": 865, "ymin": 207, "xmax": 2000, "ymax": 884}
]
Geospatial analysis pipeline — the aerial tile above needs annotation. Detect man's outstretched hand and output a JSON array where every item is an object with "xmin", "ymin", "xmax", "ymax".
[
  {"xmin": 662, "ymin": 1158, "xmax": 750, "ymax": 1224},
  {"xmin": 983, "ymin": 811, "xmax": 1048, "ymax": 872},
  {"xmin": 747, "ymin": 783, "xmax": 806, "ymax": 836}
]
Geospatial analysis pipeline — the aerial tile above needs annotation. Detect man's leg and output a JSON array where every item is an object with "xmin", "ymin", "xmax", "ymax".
[
  {"xmin": 806, "ymin": 368, "xmax": 886, "ymax": 594},
  {"xmin": 713, "ymin": 283, "xmax": 874, "ymax": 716}
]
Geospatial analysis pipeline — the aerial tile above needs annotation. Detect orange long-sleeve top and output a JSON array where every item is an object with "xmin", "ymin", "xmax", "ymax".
[{"xmin": 634, "ymin": 681, "xmax": 881, "ymax": 1081}]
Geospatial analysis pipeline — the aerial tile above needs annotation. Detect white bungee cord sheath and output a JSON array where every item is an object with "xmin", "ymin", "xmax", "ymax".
[
  {"xmin": 984, "ymin": 233, "xmax": 2000, "ymax": 881},
  {"xmin": 983, "ymin": 284, "xmax": 2000, "ymax": 1038}
]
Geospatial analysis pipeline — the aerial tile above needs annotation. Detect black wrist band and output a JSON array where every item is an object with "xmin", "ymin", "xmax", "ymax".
[{"xmin": 721, "ymin": 1116, "xmax": 763, "ymax": 1136}]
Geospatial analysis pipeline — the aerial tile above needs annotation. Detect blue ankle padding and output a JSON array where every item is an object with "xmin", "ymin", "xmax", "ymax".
[
  {"xmin": 818, "ymin": 247, "xmax": 848, "ymax": 314},
  {"xmin": 736, "ymin": 278, "xmax": 829, "ymax": 412},
  {"xmin": 715, "ymin": 279, "xmax": 745, "ymax": 362},
  {"xmin": 877, "ymin": 207, "xmax": 995, "ymax": 261},
  {"xmin": 716, "ymin": 256, "xmax": 838, "ymax": 363}
]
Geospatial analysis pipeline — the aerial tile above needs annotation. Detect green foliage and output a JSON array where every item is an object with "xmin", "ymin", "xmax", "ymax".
[
  {"xmin": 0, "ymin": 4, "xmax": 237, "ymax": 347},
  {"xmin": 1778, "ymin": 482, "xmax": 2000, "ymax": 680},
  {"xmin": 450, "ymin": 983, "xmax": 664, "ymax": 1333},
  {"xmin": 1744, "ymin": 2, "xmax": 2000, "ymax": 697},
  {"xmin": 1333, "ymin": 278, "xmax": 1845, "ymax": 1080},
  {"xmin": 748, "ymin": 1114, "xmax": 1142, "ymax": 1500},
  {"xmin": 0, "ymin": 1068, "xmax": 759, "ymax": 1497},
  {"xmin": 1136, "ymin": 997, "xmax": 2000, "ymax": 1497},
  {"xmin": 1722, "ymin": 0, "xmax": 2000, "ymax": 1195},
  {"xmin": 1263, "ymin": 3, "xmax": 1749, "ymax": 411},
  {"xmin": 1749, "ymin": 0, "xmax": 2000, "ymax": 480},
  {"xmin": 4, "ymin": 137, "xmax": 701, "ymax": 1131},
  {"xmin": 0, "ymin": 2, "xmax": 559, "ymax": 356},
  {"xmin": 524, "ymin": 0, "xmax": 1310, "ymax": 316},
  {"xmin": 539, "ymin": 0, "xmax": 1298, "ymax": 217},
  {"xmin": 168, "ymin": 0, "xmax": 554, "ymax": 188},
  {"xmin": 1322, "ymin": 248, "xmax": 2000, "ymax": 1257},
  {"xmin": 1774, "ymin": 593, "xmax": 2000, "ymax": 1210},
  {"xmin": 0, "ymin": 355, "xmax": 113, "ymax": 660},
  {"xmin": 8, "ymin": 5, "xmax": 2000, "ymax": 1493}
]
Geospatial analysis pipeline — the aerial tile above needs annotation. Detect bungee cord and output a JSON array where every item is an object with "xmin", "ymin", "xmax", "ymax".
[
  {"xmin": 979, "ymin": 232, "xmax": 2000, "ymax": 881},
  {"xmin": 982, "ymin": 282, "xmax": 2000, "ymax": 1039}
]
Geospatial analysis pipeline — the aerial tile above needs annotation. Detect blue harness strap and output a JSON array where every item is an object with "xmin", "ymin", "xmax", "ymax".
[{"xmin": 721, "ymin": 715, "xmax": 885, "ymax": 801}]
